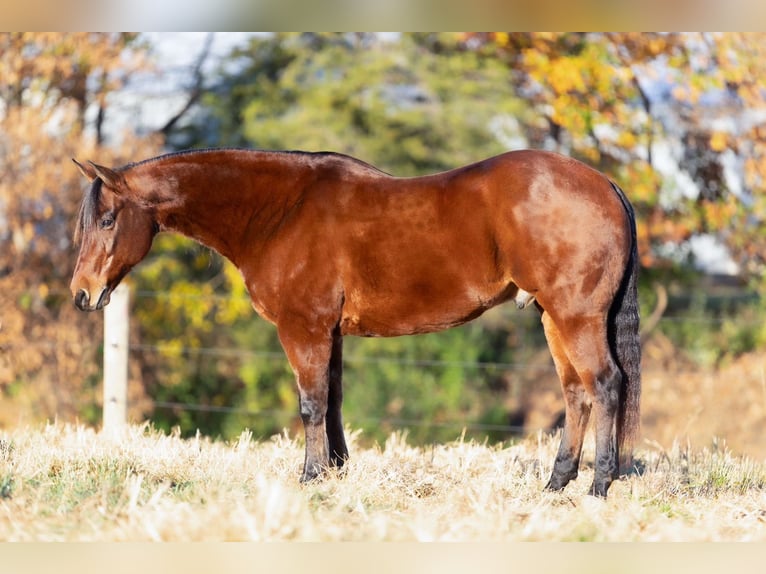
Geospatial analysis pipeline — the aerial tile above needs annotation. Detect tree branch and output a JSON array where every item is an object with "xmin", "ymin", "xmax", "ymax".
[{"xmin": 158, "ymin": 33, "xmax": 215, "ymax": 136}]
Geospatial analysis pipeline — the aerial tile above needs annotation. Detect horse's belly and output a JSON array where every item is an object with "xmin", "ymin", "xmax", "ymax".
[{"xmin": 339, "ymin": 279, "xmax": 518, "ymax": 337}]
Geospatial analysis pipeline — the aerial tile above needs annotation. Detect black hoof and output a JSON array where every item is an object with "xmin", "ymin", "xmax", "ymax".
[
  {"xmin": 587, "ymin": 482, "xmax": 610, "ymax": 498},
  {"xmin": 544, "ymin": 479, "xmax": 565, "ymax": 492},
  {"xmin": 329, "ymin": 452, "xmax": 348, "ymax": 469},
  {"xmin": 545, "ymin": 470, "xmax": 578, "ymax": 492},
  {"xmin": 299, "ymin": 465, "xmax": 326, "ymax": 484}
]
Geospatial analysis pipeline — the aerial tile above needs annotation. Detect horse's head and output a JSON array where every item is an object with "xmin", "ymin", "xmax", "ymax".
[{"xmin": 70, "ymin": 159, "xmax": 156, "ymax": 311}]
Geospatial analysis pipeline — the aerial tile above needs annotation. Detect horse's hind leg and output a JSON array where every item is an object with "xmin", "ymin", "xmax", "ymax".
[
  {"xmin": 326, "ymin": 328, "xmax": 349, "ymax": 469},
  {"xmin": 547, "ymin": 313, "xmax": 621, "ymax": 497},
  {"xmin": 541, "ymin": 312, "xmax": 592, "ymax": 491},
  {"xmin": 589, "ymin": 355, "xmax": 622, "ymax": 497}
]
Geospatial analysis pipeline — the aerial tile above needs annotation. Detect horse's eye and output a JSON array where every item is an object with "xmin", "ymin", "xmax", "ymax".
[{"xmin": 100, "ymin": 214, "xmax": 115, "ymax": 230}]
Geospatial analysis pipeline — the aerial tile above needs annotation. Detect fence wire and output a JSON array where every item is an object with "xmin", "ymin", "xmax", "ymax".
[{"xmin": 14, "ymin": 287, "xmax": 761, "ymax": 438}]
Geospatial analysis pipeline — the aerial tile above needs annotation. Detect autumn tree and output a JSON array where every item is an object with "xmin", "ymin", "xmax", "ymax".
[
  {"xmin": 6, "ymin": 32, "xmax": 764, "ymax": 441},
  {"xmin": 0, "ymin": 33, "xmax": 161, "ymax": 425},
  {"xmin": 463, "ymin": 32, "xmax": 766, "ymax": 286}
]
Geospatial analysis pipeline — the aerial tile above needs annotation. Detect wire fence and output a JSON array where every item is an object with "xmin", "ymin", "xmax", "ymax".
[
  {"xmin": 135, "ymin": 287, "xmax": 763, "ymax": 436},
  {"xmin": 10, "ymin": 286, "xmax": 763, "ymax": 439},
  {"xmin": 129, "ymin": 333, "xmax": 556, "ymax": 437}
]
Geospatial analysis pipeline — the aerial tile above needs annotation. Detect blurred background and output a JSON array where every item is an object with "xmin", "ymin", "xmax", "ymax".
[{"xmin": 2, "ymin": 32, "xmax": 766, "ymax": 459}]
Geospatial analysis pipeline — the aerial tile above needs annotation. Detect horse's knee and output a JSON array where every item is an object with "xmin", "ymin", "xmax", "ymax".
[{"xmin": 300, "ymin": 394, "xmax": 326, "ymax": 426}]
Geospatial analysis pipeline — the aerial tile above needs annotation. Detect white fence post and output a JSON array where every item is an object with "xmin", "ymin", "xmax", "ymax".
[{"xmin": 103, "ymin": 283, "xmax": 129, "ymax": 433}]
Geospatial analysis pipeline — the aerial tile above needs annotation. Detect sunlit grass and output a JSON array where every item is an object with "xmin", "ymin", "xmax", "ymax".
[{"xmin": 0, "ymin": 423, "xmax": 765, "ymax": 541}]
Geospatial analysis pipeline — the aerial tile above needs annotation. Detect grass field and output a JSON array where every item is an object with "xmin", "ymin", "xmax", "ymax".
[{"xmin": 1, "ymin": 422, "xmax": 765, "ymax": 541}]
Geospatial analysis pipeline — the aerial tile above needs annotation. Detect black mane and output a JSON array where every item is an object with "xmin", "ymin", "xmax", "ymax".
[
  {"xmin": 124, "ymin": 147, "xmax": 388, "ymax": 175},
  {"xmin": 73, "ymin": 147, "xmax": 388, "ymax": 244},
  {"xmin": 74, "ymin": 178, "xmax": 103, "ymax": 244}
]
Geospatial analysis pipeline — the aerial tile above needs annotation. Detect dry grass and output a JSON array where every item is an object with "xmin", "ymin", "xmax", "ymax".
[{"xmin": 1, "ymin": 422, "xmax": 765, "ymax": 541}]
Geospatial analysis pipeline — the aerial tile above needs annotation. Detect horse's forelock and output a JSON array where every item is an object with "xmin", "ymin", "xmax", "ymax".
[{"xmin": 74, "ymin": 179, "xmax": 103, "ymax": 245}]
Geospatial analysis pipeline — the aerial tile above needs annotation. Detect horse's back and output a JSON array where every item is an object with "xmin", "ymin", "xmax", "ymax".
[
  {"xmin": 319, "ymin": 150, "xmax": 631, "ymax": 335},
  {"xmin": 247, "ymin": 149, "xmax": 633, "ymax": 336}
]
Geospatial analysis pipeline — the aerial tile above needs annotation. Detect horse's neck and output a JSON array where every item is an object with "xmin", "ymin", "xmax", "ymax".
[{"xmin": 130, "ymin": 153, "xmax": 304, "ymax": 264}]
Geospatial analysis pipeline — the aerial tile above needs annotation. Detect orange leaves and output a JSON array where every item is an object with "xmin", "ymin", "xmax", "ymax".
[
  {"xmin": 671, "ymin": 84, "xmax": 702, "ymax": 104},
  {"xmin": 701, "ymin": 201, "xmax": 738, "ymax": 231},
  {"xmin": 623, "ymin": 163, "xmax": 661, "ymax": 205},
  {"xmin": 647, "ymin": 36, "xmax": 668, "ymax": 57},
  {"xmin": 0, "ymin": 33, "xmax": 160, "ymax": 427},
  {"xmin": 1, "ymin": 33, "xmax": 142, "ymax": 123},
  {"xmin": 518, "ymin": 34, "xmax": 649, "ymax": 160},
  {"xmin": 713, "ymin": 32, "xmax": 766, "ymax": 108},
  {"xmin": 467, "ymin": 32, "xmax": 766, "ymax": 277}
]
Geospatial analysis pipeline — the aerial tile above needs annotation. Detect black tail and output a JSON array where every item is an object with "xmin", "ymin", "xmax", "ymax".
[{"xmin": 608, "ymin": 181, "xmax": 641, "ymax": 468}]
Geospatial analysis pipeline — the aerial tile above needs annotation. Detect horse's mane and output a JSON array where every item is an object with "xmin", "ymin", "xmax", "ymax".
[
  {"xmin": 124, "ymin": 147, "xmax": 390, "ymax": 176},
  {"xmin": 73, "ymin": 148, "xmax": 390, "ymax": 244}
]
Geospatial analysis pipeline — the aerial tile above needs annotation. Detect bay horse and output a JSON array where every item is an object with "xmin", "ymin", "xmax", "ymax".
[{"xmin": 70, "ymin": 148, "xmax": 640, "ymax": 497}]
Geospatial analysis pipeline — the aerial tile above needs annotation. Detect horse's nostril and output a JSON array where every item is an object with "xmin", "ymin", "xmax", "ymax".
[{"xmin": 74, "ymin": 289, "xmax": 90, "ymax": 310}]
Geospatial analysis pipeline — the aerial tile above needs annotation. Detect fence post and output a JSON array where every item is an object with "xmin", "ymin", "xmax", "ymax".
[{"xmin": 103, "ymin": 283, "xmax": 129, "ymax": 433}]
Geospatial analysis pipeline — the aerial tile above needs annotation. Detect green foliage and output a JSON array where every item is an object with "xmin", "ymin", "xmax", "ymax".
[
  {"xmin": 131, "ymin": 236, "xmax": 239, "ymax": 436},
  {"xmin": 343, "ymin": 318, "xmax": 518, "ymax": 445},
  {"xmin": 650, "ymin": 276, "xmax": 764, "ymax": 367},
  {"xmin": 140, "ymin": 33, "xmax": 540, "ymax": 443},
  {"xmin": 138, "ymin": 32, "xmax": 766, "ymax": 447},
  {"xmin": 182, "ymin": 33, "xmax": 524, "ymax": 174}
]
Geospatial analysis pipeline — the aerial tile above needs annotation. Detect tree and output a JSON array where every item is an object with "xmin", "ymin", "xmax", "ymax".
[
  {"xmin": 462, "ymin": 33, "xmax": 766, "ymax": 286},
  {"xmin": 175, "ymin": 33, "xmax": 524, "ymax": 173},
  {"xmin": 144, "ymin": 32, "xmax": 549, "ymax": 443},
  {"xmin": 0, "ymin": 33, "xmax": 161, "ymax": 426},
  {"xmin": 153, "ymin": 32, "xmax": 766, "ymax": 442}
]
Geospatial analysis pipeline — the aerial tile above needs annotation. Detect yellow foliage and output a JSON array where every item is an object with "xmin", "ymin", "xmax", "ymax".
[
  {"xmin": 618, "ymin": 131, "xmax": 637, "ymax": 149},
  {"xmin": 547, "ymin": 59, "xmax": 586, "ymax": 94},
  {"xmin": 579, "ymin": 145, "xmax": 600, "ymax": 164},
  {"xmin": 703, "ymin": 201, "xmax": 737, "ymax": 229},
  {"xmin": 493, "ymin": 32, "xmax": 510, "ymax": 46},
  {"xmin": 161, "ymin": 339, "xmax": 186, "ymax": 361},
  {"xmin": 709, "ymin": 132, "xmax": 728, "ymax": 152}
]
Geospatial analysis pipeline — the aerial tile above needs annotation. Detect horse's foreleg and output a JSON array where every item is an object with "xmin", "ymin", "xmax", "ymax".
[
  {"xmin": 326, "ymin": 328, "xmax": 349, "ymax": 469},
  {"xmin": 541, "ymin": 313, "xmax": 592, "ymax": 491},
  {"xmin": 277, "ymin": 319, "xmax": 333, "ymax": 483}
]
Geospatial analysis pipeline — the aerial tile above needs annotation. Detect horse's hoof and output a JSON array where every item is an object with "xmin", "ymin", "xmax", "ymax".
[
  {"xmin": 299, "ymin": 463, "xmax": 328, "ymax": 484},
  {"xmin": 587, "ymin": 482, "xmax": 610, "ymax": 498}
]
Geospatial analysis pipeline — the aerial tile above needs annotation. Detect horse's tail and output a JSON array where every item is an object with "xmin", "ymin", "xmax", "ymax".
[{"xmin": 608, "ymin": 181, "xmax": 641, "ymax": 470}]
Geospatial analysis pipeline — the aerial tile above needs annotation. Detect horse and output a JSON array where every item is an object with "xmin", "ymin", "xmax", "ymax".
[{"xmin": 70, "ymin": 147, "xmax": 640, "ymax": 497}]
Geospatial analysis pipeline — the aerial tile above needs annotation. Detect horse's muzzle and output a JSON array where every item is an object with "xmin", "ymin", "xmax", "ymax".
[{"xmin": 74, "ymin": 287, "xmax": 110, "ymax": 311}]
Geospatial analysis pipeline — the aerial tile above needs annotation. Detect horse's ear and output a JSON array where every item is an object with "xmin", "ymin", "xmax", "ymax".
[
  {"xmin": 87, "ymin": 161, "xmax": 126, "ymax": 192},
  {"xmin": 72, "ymin": 158, "xmax": 98, "ymax": 182}
]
